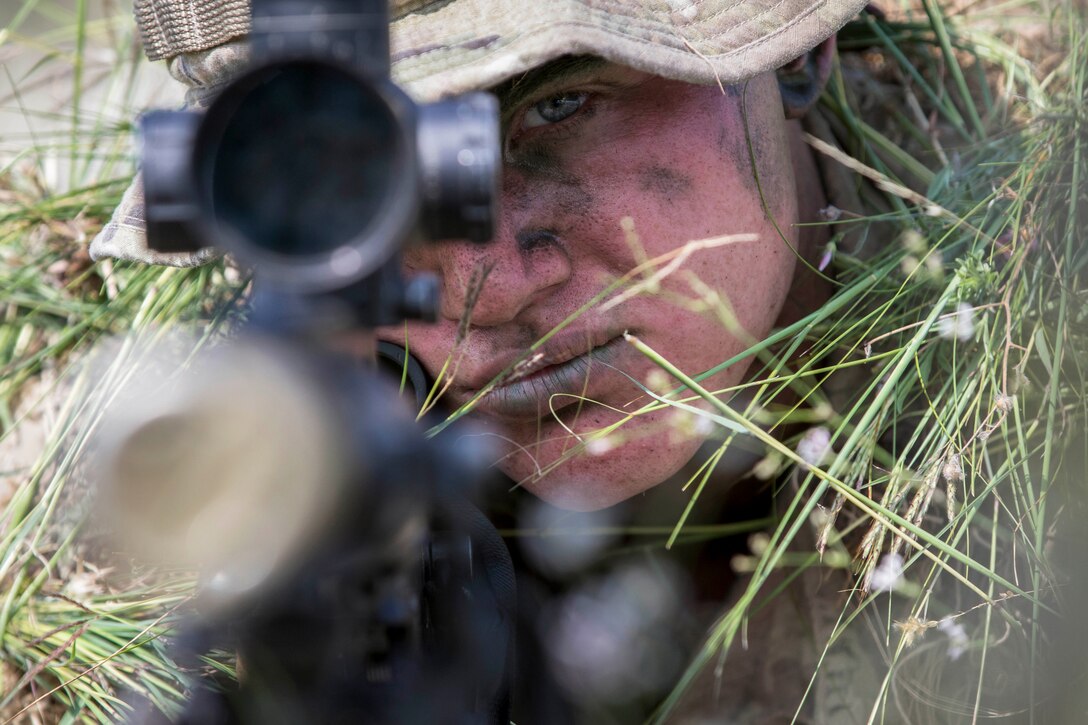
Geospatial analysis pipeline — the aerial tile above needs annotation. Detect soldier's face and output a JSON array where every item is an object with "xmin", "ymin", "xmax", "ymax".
[{"xmin": 378, "ymin": 60, "xmax": 802, "ymax": 510}]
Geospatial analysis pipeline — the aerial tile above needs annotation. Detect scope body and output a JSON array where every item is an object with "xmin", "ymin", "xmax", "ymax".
[
  {"xmin": 140, "ymin": 0, "xmax": 499, "ymax": 321},
  {"xmin": 114, "ymin": 0, "xmax": 520, "ymax": 723}
]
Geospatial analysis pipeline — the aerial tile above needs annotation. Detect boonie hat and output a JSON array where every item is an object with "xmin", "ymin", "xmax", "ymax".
[{"xmin": 91, "ymin": 0, "xmax": 869, "ymax": 265}]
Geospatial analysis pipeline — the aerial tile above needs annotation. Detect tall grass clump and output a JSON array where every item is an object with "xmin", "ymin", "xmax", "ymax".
[
  {"xmin": 1, "ymin": 1, "xmax": 242, "ymax": 721},
  {"xmin": 634, "ymin": 1, "xmax": 1086, "ymax": 721}
]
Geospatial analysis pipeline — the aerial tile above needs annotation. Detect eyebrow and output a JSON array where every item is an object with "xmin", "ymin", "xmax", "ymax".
[{"xmin": 491, "ymin": 55, "xmax": 610, "ymax": 121}]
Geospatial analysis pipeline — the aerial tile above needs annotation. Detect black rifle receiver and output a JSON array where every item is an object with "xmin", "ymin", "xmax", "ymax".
[{"xmin": 106, "ymin": 0, "xmax": 522, "ymax": 722}]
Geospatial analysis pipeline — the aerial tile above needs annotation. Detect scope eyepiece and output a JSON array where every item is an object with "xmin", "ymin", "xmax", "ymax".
[
  {"xmin": 192, "ymin": 59, "xmax": 419, "ymax": 293},
  {"xmin": 417, "ymin": 93, "xmax": 500, "ymax": 244},
  {"xmin": 139, "ymin": 110, "xmax": 203, "ymax": 253},
  {"xmin": 138, "ymin": 0, "xmax": 500, "ymax": 323}
]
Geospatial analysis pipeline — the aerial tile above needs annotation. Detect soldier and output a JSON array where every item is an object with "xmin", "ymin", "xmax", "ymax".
[
  {"xmin": 91, "ymin": 1, "xmax": 885, "ymax": 721},
  {"xmin": 93, "ymin": 0, "xmax": 861, "ymax": 511}
]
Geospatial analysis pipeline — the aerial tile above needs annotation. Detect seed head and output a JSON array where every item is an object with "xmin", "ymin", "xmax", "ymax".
[
  {"xmin": 937, "ymin": 302, "xmax": 975, "ymax": 342},
  {"xmin": 586, "ymin": 436, "xmax": 617, "ymax": 457},
  {"xmin": 645, "ymin": 369, "xmax": 671, "ymax": 395},
  {"xmin": 507, "ymin": 352, "xmax": 545, "ymax": 383},
  {"xmin": 895, "ymin": 616, "xmax": 937, "ymax": 648},
  {"xmin": 938, "ymin": 617, "xmax": 969, "ymax": 660},
  {"xmin": 796, "ymin": 426, "xmax": 832, "ymax": 468},
  {"xmin": 941, "ymin": 453, "xmax": 964, "ymax": 483},
  {"xmin": 870, "ymin": 553, "xmax": 905, "ymax": 593}
]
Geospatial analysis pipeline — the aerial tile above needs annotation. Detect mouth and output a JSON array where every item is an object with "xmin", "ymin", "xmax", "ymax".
[{"xmin": 457, "ymin": 335, "xmax": 629, "ymax": 421}]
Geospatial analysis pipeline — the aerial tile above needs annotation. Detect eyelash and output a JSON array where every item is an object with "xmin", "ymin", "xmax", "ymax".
[{"xmin": 506, "ymin": 91, "xmax": 595, "ymax": 148}]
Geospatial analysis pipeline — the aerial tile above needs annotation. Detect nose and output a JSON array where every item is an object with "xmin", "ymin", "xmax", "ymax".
[{"xmin": 408, "ymin": 198, "xmax": 572, "ymax": 329}]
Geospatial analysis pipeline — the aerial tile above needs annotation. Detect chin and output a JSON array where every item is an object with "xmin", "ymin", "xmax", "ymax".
[{"xmin": 502, "ymin": 431, "xmax": 705, "ymax": 512}]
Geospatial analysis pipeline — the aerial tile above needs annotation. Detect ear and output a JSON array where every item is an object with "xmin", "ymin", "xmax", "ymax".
[{"xmin": 776, "ymin": 36, "xmax": 836, "ymax": 119}]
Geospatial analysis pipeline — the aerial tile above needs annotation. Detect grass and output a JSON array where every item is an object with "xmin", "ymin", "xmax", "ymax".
[
  {"xmin": 632, "ymin": 5, "xmax": 1087, "ymax": 719},
  {"xmin": 0, "ymin": 0, "xmax": 1085, "ymax": 722},
  {"xmin": 1, "ymin": 2, "xmax": 243, "ymax": 721}
]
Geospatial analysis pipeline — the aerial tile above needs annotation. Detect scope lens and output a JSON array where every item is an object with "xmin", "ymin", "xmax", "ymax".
[{"xmin": 200, "ymin": 62, "xmax": 400, "ymax": 259}]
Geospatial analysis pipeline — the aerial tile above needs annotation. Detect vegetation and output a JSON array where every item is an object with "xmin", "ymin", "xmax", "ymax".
[
  {"xmin": 1, "ymin": 2, "xmax": 241, "ymax": 720},
  {"xmin": 651, "ymin": 3, "xmax": 1087, "ymax": 719},
  {"xmin": 0, "ymin": 0, "xmax": 1084, "ymax": 721}
]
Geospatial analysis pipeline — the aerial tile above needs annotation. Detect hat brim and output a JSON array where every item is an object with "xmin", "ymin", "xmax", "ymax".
[
  {"xmin": 393, "ymin": 0, "xmax": 866, "ymax": 102},
  {"xmin": 91, "ymin": 0, "xmax": 867, "ymax": 266}
]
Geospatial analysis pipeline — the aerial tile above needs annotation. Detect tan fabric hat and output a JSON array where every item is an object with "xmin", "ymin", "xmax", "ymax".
[{"xmin": 91, "ymin": 0, "xmax": 868, "ymax": 265}]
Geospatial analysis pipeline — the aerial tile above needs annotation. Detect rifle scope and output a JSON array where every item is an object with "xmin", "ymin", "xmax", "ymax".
[{"xmin": 140, "ymin": 0, "xmax": 499, "ymax": 300}]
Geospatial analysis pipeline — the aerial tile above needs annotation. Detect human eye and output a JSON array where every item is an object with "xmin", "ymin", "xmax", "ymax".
[{"xmin": 520, "ymin": 91, "xmax": 589, "ymax": 130}]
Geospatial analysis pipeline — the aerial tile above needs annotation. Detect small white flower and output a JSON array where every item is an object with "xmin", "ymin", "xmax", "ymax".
[
  {"xmin": 796, "ymin": 426, "xmax": 832, "ymax": 468},
  {"xmin": 670, "ymin": 409, "xmax": 697, "ymax": 437},
  {"xmin": 937, "ymin": 302, "xmax": 975, "ymax": 342},
  {"xmin": 901, "ymin": 229, "xmax": 927, "ymax": 254},
  {"xmin": 645, "ymin": 369, "xmax": 671, "ymax": 395},
  {"xmin": 870, "ymin": 553, "xmax": 905, "ymax": 593},
  {"xmin": 817, "ymin": 244, "xmax": 834, "ymax": 272},
  {"xmin": 693, "ymin": 415, "xmax": 716, "ymax": 437},
  {"xmin": 941, "ymin": 453, "xmax": 964, "ymax": 483},
  {"xmin": 586, "ymin": 436, "xmax": 616, "ymax": 456},
  {"xmin": 64, "ymin": 572, "xmax": 101, "ymax": 599},
  {"xmin": 818, "ymin": 205, "xmax": 843, "ymax": 222},
  {"xmin": 924, "ymin": 252, "xmax": 945, "ymax": 278},
  {"xmin": 938, "ymin": 616, "xmax": 969, "ymax": 660},
  {"xmin": 747, "ymin": 532, "xmax": 770, "ymax": 556},
  {"xmin": 752, "ymin": 453, "xmax": 782, "ymax": 481}
]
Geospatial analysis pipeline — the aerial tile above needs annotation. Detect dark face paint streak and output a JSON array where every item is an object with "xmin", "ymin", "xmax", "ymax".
[
  {"xmin": 504, "ymin": 143, "xmax": 592, "ymax": 279},
  {"xmin": 515, "ymin": 228, "xmax": 560, "ymax": 252},
  {"xmin": 716, "ymin": 99, "xmax": 755, "ymax": 182},
  {"xmin": 506, "ymin": 142, "xmax": 595, "ymax": 220},
  {"xmin": 638, "ymin": 166, "xmax": 693, "ymax": 204},
  {"xmin": 728, "ymin": 84, "xmax": 784, "ymax": 215},
  {"xmin": 713, "ymin": 83, "xmax": 783, "ymax": 215},
  {"xmin": 506, "ymin": 142, "xmax": 579, "ymax": 185}
]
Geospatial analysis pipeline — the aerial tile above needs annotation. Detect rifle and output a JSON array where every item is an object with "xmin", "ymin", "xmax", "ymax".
[{"xmin": 92, "ymin": 1, "xmax": 537, "ymax": 721}]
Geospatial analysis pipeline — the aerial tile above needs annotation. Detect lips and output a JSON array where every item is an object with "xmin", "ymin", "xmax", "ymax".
[{"xmin": 452, "ymin": 333, "xmax": 630, "ymax": 421}]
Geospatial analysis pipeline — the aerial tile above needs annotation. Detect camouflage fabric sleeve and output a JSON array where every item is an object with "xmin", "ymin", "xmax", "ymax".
[{"xmin": 89, "ymin": 41, "xmax": 249, "ymax": 266}]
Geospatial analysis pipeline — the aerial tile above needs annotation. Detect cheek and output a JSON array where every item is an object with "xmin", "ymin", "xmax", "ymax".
[
  {"xmin": 570, "ymin": 81, "xmax": 796, "ymax": 254},
  {"xmin": 585, "ymin": 99, "xmax": 798, "ymax": 349}
]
